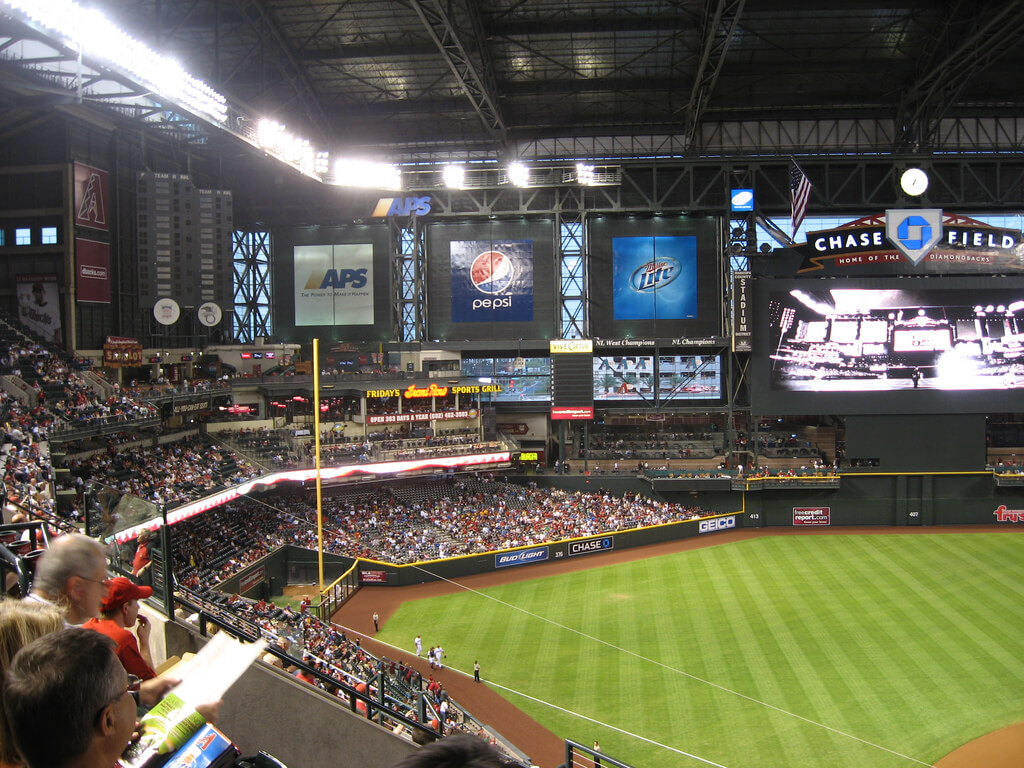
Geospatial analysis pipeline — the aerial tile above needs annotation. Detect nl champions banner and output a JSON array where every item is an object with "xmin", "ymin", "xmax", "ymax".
[
  {"xmin": 612, "ymin": 236, "xmax": 698, "ymax": 320},
  {"xmin": 294, "ymin": 244, "xmax": 374, "ymax": 326},
  {"xmin": 451, "ymin": 240, "xmax": 534, "ymax": 323}
]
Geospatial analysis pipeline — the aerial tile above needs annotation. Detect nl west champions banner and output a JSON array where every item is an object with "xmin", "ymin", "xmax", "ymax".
[
  {"xmin": 613, "ymin": 236, "xmax": 697, "ymax": 320},
  {"xmin": 294, "ymin": 244, "xmax": 374, "ymax": 326},
  {"xmin": 450, "ymin": 240, "xmax": 534, "ymax": 323}
]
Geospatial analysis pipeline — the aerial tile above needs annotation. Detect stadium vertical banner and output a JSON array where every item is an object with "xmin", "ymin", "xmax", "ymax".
[
  {"xmin": 16, "ymin": 275, "xmax": 61, "ymax": 343},
  {"xmin": 73, "ymin": 162, "xmax": 109, "ymax": 231},
  {"xmin": 450, "ymin": 240, "xmax": 534, "ymax": 323},
  {"xmin": 732, "ymin": 271, "xmax": 751, "ymax": 352},
  {"xmin": 294, "ymin": 243, "xmax": 374, "ymax": 326},
  {"xmin": 75, "ymin": 238, "xmax": 111, "ymax": 303}
]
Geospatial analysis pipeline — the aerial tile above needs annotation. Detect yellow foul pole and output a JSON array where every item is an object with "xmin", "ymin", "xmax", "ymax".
[{"xmin": 313, "ymin": 338, "xmax": 324, "ymax": 591}]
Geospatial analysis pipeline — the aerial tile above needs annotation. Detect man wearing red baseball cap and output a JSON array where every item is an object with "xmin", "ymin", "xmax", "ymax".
[{"xmin": 83, "ymin": 576, "xmax": 156, "ymax": 680}]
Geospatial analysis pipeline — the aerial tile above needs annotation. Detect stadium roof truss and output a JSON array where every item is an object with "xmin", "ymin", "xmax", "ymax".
[{"xmin": 1, "ymin": 0, "xmax": 1024, "ymax": 180}]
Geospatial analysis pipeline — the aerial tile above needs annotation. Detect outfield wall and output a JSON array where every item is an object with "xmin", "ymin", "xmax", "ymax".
[
  {"xmin": 354, "ymin": 513, "xmax": 746, "ymax": 587},
  {"xmin": 737, "ymin": 473, "xmax": 1024, "ymax": 527},
  {"xmin": 217, "ymin": 472, "xmax": 1024, "ymax": 596}
]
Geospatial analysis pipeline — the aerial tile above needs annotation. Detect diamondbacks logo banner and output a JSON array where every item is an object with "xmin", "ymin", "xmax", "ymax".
[
  {"xmin": 73, "ymin": 162, "xmax": 108, "ymax": 231},
  {"xmin": 450, "ymin": 240, "xmax": 534, "ymax": 323}
]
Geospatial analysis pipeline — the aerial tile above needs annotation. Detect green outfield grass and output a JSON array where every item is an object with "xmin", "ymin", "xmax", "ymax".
[{"xmin": 377, "ymin": 533, "xmax": 1024, "ymax": 768}]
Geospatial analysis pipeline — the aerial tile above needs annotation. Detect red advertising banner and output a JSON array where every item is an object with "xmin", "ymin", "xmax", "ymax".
[
  {"xmin": 238, "ymin": 566, "xmax": 266, "ymax": 594},
  {"xmin": 360, "ymin": 570, "xmax": 388, "ymax": 583},
  {"xmin": 103, "ymin": 336, "xmax": 142, "ymax": 367},
  {"xmin": 993, "ymin": 505, "xmax": 1024, "ymax": 522},
  {"xmin": 76, "ymin": 237, "xmax": 111, "ymax": 303},
  {"xmin": 793, "ymin": 506, "xmax": 831, "ymax": 525},
  {"xmin": 551, "ymin": 406, "xmax": 595, "ymax": 420},
  {"xmin": 73, "ymin": 162, "xmax": 109, "ymax": 231}
]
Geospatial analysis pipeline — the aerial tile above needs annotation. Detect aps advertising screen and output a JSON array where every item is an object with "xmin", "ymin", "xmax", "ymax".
[
  {"xmin": 294, "ymin": 243, "xmax": 374, "ymax": 326},
  {"xmin": 752, "ymin": 275, "xmax": 1024, "ymax": 415},
  {"xmin": 272, "ymin": 224, "xmax": 392, "ymax": 342}
]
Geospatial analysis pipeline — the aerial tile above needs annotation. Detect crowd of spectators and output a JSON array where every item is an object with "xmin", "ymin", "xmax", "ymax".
[
  {"xmin": 59, "ymin": 435, "xmax": 261, "ymax": 507},
  {"xmin": 167, "ymin": 476, "xmax": 712, "ymax": 573},
  {"xmin": 179, "ymin": 585, "xmax": 493, "ymax": 748}
]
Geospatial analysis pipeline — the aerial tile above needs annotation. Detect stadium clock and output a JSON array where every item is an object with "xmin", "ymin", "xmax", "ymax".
[{"xmin": 900, "ymin": 168, "xmax": 929, "ymax": 196}]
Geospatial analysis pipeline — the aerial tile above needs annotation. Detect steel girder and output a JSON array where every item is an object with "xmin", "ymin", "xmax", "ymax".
[
  {"xmin": 896, "ymin": 0, "xmax": 1024, "ymax": 152},
  {"xmin": 221, "ymin": 0, "xmax": 333, "ymax": 143},
  {"xmin": 407, "ymin": 158, "xmax": 1024, "ymax": 219},
  {"xmin": 409, "ymin": 0, "xmax": 507, "ymax": 145},
  {"xmin": 556, "ymin": 202, "xmax": 586, "ymax": 340},
  {"xmin": 392, "ymin": 218, "xmax": 425, "ymax": 342},
  {"xmin": 682, "ymin": 0, "xmax": 746, "ymax": 154},
  {"xmin": 232, "ymin": 230, "xmax": 273, "ymax": 344}
]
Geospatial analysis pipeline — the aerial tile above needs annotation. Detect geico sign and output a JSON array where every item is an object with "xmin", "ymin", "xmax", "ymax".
[{"xmin": 698, "ymin": 516, "xmax": 736, "ymax": 534}]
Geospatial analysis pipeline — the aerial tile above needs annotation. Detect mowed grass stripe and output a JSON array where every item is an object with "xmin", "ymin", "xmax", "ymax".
[
  {"xmin": 716, "ymin": 542, "xmax": 822, "ymax": 767},
  {"xmin": 851, "ymin": 536, "xmax": 1018, "ymax": 717},
  {"xmin": 376, "ymin": 534, "xmax": 1024, "ymax": 768},
  {"xmin": 729, "ymin": 538, "xmax": 905, "ymax": 767},
  {"xmin": 734, "ymin": 540, "xmax": 866, "ymax": 762}
]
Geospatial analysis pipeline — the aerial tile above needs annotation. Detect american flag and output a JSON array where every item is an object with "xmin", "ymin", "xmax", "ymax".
[{"xmin": 790, "ymin": 160, "xmax": 813, "ymax": 238}]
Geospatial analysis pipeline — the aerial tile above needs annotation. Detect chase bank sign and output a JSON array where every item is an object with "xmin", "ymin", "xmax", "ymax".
[{"xmin": 885, "ymin": 209, "xmax": 942, "ymax": 265}]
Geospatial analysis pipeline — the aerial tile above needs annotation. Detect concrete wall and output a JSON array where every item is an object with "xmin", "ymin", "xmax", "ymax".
[{"xmin": 221, "ymin": 662, "xmax": 419, "ymax": 768}]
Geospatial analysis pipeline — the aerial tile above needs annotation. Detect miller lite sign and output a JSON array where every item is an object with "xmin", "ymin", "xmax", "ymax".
[
  {"xmin": 612, "ymin": 235, "xmax": 697, "ymax": 320},
  {"xmin": 450, "ymin": 240, "xmax": 534, "ymax": 322}
]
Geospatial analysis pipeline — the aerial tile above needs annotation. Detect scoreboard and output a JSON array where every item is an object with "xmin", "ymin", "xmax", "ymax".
[{"xmin": 550, "ymin": 339, "xmax": 594, "ymax": 419}]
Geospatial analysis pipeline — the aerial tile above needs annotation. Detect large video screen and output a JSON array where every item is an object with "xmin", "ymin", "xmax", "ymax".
[
  {"xmin": 752, "ymin": 276, "xmax": 1024, "ymax": 414},
  {"xmin": 589, "ymin": 215, "xmax": 721, "ymax": 339},
  {"xmin": 272, "ymin": 224, "xmax": 392, "ymax": 342},
  {"xmin": 593, "ymin": 354, "xmax": 722, "ymax": 402},
  {"xmin": 461, "ymin": 357, "xmax": 551, "ymax": 402},
  {"xmin": 426, "ymin": 220, "xmax": 557, "ymax": 341}
]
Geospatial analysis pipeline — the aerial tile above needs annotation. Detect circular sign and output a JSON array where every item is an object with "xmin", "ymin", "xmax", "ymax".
[
  {"xmin": 197, "ymin": 302, "xmax": 223, "ymax": 327},
  {"xmin": 153, "ymin": 298, "xmax": 180, "ymax": 325},
  {"xmin": 900, "ymin": 168, "xmax": 929, "ymax": 196}
]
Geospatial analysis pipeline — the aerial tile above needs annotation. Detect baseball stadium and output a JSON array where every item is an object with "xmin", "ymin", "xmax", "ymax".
[{"xmin": 0, "ymin": 2, "xmax": 1023, "ymax": 768}]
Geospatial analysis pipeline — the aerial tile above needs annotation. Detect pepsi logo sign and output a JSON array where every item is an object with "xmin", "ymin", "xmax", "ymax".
[
  {"xmin": 471, "ymin": 250, "xmax": 517, "ymax": 309},
  {"xmin": 629, "ymin": 257, "xmax": 679, "ymax": 293},
  {"xmin": 471, "ymin": 251, "xmax": 515, "ymax": 294}
]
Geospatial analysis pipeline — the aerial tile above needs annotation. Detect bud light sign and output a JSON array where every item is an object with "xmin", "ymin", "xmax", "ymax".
[
  {"xmin": 496, "ymin": 546, "xmax": 549, "ymax": 568},
  {"xmin": 612, "ymin": 236, "xmax": 697, "ymax": 320},
  {"xmin": 451, "ymin": 240, "xmax": 534, "ymax": 322}
]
